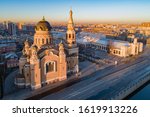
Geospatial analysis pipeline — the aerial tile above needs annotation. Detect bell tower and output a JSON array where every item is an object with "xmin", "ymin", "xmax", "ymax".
[
  {"xmin": 65, "ymin": 9, "xmax": 79, "ymax": 75},
  {"xmin": 66, "ymin": 9, "xmax": 76, "ymax": 47}
]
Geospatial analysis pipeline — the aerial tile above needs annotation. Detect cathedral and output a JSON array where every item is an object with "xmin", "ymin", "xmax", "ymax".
[{"xmin": 15, "ymin": 9, "xmax": 79, "ymax": 90}]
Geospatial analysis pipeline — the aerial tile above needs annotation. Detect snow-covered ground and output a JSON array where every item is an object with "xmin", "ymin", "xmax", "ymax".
[
  {"xmin": 52, "ymin": 31, "xmax": 65, "ymax": 40},
  {"xmin": 52, "ymin": 31, "xmax": 107, "ymax": 44}
]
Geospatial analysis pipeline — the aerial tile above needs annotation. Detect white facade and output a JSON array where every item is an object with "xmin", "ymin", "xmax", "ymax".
[{"xmin": 77, "ymin": 33, "xmax": 143, "ymax": 57}]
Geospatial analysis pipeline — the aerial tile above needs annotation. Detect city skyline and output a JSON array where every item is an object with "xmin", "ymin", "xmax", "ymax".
[
  {"xmin": 1, "ymin": 1, "xmax": 150, "ymax": 101},
  {"xmin": 0, "ymin": 0, "xmax": 150, "ymax": 24}
]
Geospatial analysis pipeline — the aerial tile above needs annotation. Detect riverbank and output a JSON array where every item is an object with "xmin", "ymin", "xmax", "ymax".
[
  {"xmin": 124, "ymin": 81, "xmax": 150, "ymax": 100},
  {"xmin": 110, "ymin": 68, "xmax": 150, "ymax": 100}
]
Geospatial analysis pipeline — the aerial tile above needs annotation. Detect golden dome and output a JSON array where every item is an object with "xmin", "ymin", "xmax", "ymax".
[{"xmin": 35, "ymin": 17, "xmax": 52, "ymax": 31}]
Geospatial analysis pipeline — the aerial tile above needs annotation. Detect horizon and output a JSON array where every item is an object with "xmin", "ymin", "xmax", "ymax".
[{"xmin": 0, "ymin": 0, "xmax": 150, "ymax": 24}]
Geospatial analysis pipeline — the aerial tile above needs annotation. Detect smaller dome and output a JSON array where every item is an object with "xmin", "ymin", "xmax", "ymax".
[
  {"xmin": 35, "ymin": 17, "xmax": 52, "ymax": 31},
  {"xmin": 31, "ymin": 45, "xmax": 38, "ymax": 51},
  {"xmin": 24, "ymin": 39, "xmax": 30, "ymax": 47}
]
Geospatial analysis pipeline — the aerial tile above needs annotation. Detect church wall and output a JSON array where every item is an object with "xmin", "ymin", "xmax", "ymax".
[
  {"xmin": 139, "ymin": 42, "xmax": 143, "ymax": 52},
  {"xmin": 30, "ymin": 59, "xmax": 41, "ymax": 90},
  {"xmin": 58, "ymin": 57, "xmax": 67, "ymax": 81},
  {"xmin": 40, "ymin": 54, "xmax": 60, "ymax": 84},
  {"xmin": 19, "ymin": 57, "xmax": 27, "ymax": 74},
  {"xmin": 23, "ymin": 64, "xmax": 30, "ymax": 87}
]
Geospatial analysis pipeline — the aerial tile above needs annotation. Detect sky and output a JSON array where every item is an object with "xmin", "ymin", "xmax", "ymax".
[{"xmin": 0, "ymin": 0, "xmax": 150, "ymax": 24}]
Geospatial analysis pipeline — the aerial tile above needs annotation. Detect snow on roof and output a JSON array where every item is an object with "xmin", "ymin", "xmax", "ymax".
[
  {"xmin": 52, "ymin": 31, "xmax": 65, "ymax": 39},
  {"xmin": 0, "ymin": 39, "xmax": 16, "ymax": 44},
  {"xmin": 77, "ymin": 32, "xmax": 106, "ymax": 44},
  {"xmin": 4, "ymin": 52, "xmax": 18, "ymax": 59},
  {"xmin": 77, "ymin": 32, "xmax": 130, "ymax": 49},
  {"xmin": 0, "ymin": 43, "xmax": 16, "ymax": 48},
  {"xmin": 96, "ymin": 39, "xmax": 109, "ymax": 45}
]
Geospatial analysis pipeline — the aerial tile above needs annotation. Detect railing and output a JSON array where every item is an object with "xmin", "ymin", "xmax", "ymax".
[
  {"xmin": 79, "ymin": 53, "xmax": 114, "ymax": 64},
  {"xmin": 110, "ymin": 71, "xmax": 150, "ymax": 100}
]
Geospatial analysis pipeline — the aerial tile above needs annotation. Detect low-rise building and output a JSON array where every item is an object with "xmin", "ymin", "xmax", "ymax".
[
  {"xmin": 77, "ymin": 33, "xmax": 143, "ymax": 57},
  {"xmin": 4, "ymin": 52, "xmax": 19, "ymax": 68},
  {"xmin": 0, "ymin": 43, "xmax": 16, "ymax": 54}
]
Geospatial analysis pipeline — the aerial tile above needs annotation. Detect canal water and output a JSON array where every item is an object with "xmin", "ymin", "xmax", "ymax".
[{"xmin": 129, "ymin": 82, "xmax": 150, "ymax": 100}]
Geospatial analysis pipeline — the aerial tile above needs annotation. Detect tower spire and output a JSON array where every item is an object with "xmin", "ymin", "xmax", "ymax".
[
  {"xmin": 66, "ymin": 9, "xmax": 76, "ymax": 47},
  {"xmin": 69, "ymin": 8, "xmax": 73, "ymax": 23},
  {"xmin": 42, "ymin": 16, "xmax": 45, "ymax": 21},
  {"xmin": 68, "ymin": 8, "xmax": 74, "ymax": 30}
]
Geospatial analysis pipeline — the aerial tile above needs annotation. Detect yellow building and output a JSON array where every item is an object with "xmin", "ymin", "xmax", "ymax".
[{"xmin": 15, "ymin": 10, "xmax": 78, "ymax": 90}]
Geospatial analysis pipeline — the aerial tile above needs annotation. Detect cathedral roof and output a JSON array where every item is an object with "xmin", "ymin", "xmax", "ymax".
[
  {"xmin": 37, "ymin": 44, "xmax": 59, "ymax": 58},
  {"xmin": 35, "ymin": 17, "xmax": 52, "ymax": 31}
]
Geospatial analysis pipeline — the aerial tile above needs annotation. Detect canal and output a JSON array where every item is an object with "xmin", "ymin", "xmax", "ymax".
[{"xmin": 128, "ymin": 82, "xmax": 150, "ymax": 100}]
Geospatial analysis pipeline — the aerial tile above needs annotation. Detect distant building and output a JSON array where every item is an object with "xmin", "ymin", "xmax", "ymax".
[
  {"xmin": 0, "ymin": 39, "xmax": 16, "ymax": 44},
  {"xmin": 3, "ymin": 21, "xmax": 8, "ymax": 30},
  {"xmin": 15, "ymin": 9, "xmax": 79, "ymax": 90},
  {"xmin": 2, "ymin": 52, "xmax": 19, "ymax": 68},
  {"xmin": 146, "ymin": 38, "xmax": 150, "ymax": 47},
  {"xmin": 17, "ymin": 22, "xmax": 24, "ymax": 30},
  {"xmin": 8, "ymin": 22, "xmax": 17, "ymax": 36},
  {"xmin": 140, "ymin": 22, "xmax": 150, "ymax": 27},
  {"xmin": 0, "ymin": 43, "xmax": 16, "ymax": 54},
  {"xmin": 138, "ymin": 22, "xmax": 150, "ymax": 36},
  {"xmin": 77, "ymin": 33, "xmax": 143, "ymax": 57}
]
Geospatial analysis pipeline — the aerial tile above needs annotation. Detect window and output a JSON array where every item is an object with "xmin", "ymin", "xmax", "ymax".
[
  {"xmin": 46, "ymin": 38, "xmax": 48, "ymax": 43},
  {"xmin": 69, "ymin": 34, "xmax": 71, "ymax": 38},
  {"xmin": 73, "ymin": 34, "xmax": 75, "ymax": 39},
  {"xmin": 45, "ymin": 61, "xmax": 57, "ymax": 73},
  {"xmin": 116, "ymin": 50, "xmax": 117, "ymax": 54},
  {"xmin": 42, "ymin": 39, "xmax": 44, "ymax": 44},
  {"xmin": 40, "ymin": 27, "xmax": 43, "ymax": 30},
  {"xmin": 114, "ymin": 50, "xmax": 115, "ymax": 54}
]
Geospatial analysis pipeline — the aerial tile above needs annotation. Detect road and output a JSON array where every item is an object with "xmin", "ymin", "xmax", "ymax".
[
  {"xmin": 3, "ymin": 48, "xmax": 150, "ymax": 100},
  {"xmin": 4, "ymin": 69, "xmax": 18, "ymax": 95},
  {"xmin": 41, "ymin": 51, "xmax": 150, "ymax": 100}
]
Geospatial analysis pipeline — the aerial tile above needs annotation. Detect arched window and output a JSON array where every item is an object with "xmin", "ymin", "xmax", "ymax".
[
  {"xmin": 45, "ymin": 61, "xmax": 57, "ymax": 74},
  {"xmin": 42, "ymin": 38, "xmax": 44, "ymax": 44},
  {"xmin": 46, "ymin": 38, "xmax": 48, "ymax": 43},
  {"xmin": 69, "ymin": 34, "xmax": 71, "ymax": 38},
  {"xmin": 40, "ymin": 27, "xmax": 43, "ymax": 31},
  {"xmin": 73, "ymin": 34, "xmax": 75, "ymax": 39}
]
